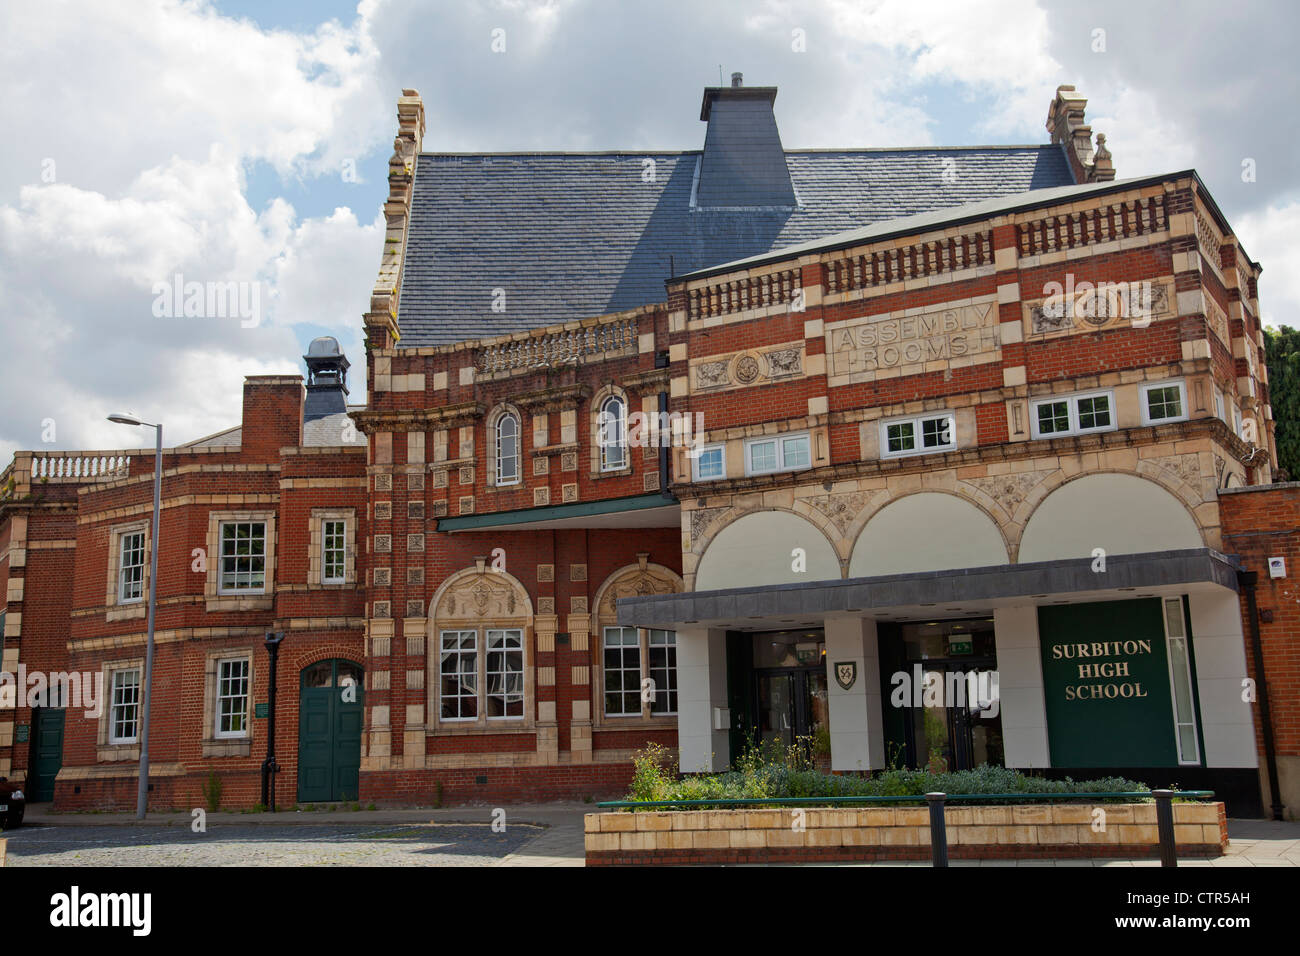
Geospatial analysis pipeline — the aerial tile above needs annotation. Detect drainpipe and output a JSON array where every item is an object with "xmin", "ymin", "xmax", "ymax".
[
  {"xmin": 656, "ymin": 349, "xmax": 670, "ymax": 490},
  {"xmin": 1239, "ymin": 570, "xmax": 1285, "ymax": 820}
]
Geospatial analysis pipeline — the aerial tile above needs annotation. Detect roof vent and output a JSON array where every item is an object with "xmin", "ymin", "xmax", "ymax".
[
  {"xmin": 696, "ymin": 78, "xmax": 796, "ymax": 208},
  {"xmin": 302, "ymin": 336, "xmax": 350, "ymax": 423}
]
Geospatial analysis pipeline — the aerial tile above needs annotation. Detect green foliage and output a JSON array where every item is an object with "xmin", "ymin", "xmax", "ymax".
[
  {"xmin": 201, "ymin": 772, "xmax": 223, "ymax": 812},
  {"xmin": 1264, "ymin": 325, "xmax": 1300, "ymax": 479},
  {"xmin": 622, "ymin": 741, "xmax": 1148, "ymax": 806}
]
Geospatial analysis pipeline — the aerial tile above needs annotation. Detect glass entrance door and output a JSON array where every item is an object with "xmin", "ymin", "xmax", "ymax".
[
  {"xmin": 897, "ymin": 619, "xmax": 1004, "ymax": 772},
  {"xmin": 755, "ymin": 669, "xmax": 829, "ymax": 752}
]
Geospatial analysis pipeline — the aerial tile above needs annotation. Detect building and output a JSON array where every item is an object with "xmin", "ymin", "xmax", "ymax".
[{"xmin": 0, "ymin": 78, "xmax": 1294, "ymax": 817}]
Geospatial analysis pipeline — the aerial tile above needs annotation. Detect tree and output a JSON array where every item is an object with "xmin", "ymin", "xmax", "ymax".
[{"xmin": 1263, "ymin": 325, "xmax": 1300, "ymax": 480}]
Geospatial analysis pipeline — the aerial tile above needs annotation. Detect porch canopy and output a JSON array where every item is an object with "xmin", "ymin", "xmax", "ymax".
[{"xmin": 615, "ymin": 547, "xmax": 1241, "ymax": 631}]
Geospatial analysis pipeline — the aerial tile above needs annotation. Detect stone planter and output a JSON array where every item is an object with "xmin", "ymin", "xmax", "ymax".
[{"xmin": 584, "ymin": 802, "xmax": 1228, "ymax": 865}]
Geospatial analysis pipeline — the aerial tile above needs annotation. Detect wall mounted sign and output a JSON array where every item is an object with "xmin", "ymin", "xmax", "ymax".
[
  {"xmin": 255, "ymin": 703, "xmax": 269, "ymax": 719},
  {"xmin": 834, "ymin": 661, "xmax": 857, "ymax": 690},
  {"xmin": 1038, "ymin": 599, "xmax": 1182, "ymax": 767},
  {"xmin": 825, "ymin": 298, "xmax": 1000, "ymax": 387}
]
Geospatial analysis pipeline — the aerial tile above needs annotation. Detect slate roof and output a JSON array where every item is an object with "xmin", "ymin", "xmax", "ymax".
[{"xmin": 396, "ymin": 145, "xmax": 1075, "ymax": 348}]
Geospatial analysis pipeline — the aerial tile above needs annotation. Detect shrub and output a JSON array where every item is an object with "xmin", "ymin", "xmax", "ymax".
[
  {"xmin": 621, "ymin": 740, "xmax": 1148, "ymax": 806},
  {"xmin": 201, "ymin": 772, "xmax": 223, "ymax": 812}
]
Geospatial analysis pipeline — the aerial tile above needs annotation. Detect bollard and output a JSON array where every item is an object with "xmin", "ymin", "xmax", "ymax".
[
  {"xmin": 926, "ymin": 792, "xmax": 948, "ymax": 867},
  {"xmin": 1153, "ymin": 790, "xmax": 1177, "ymax": 867}
]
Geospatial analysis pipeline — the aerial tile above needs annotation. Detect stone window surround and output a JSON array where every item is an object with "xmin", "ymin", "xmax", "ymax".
[
  {"xmin": 589, "ymin": 561, "xmax": 682, "ymax": 731},
  {"xmin": 97, "ymin": 657, "xmax": 144, "ymax": 762},
  {"xmin": 105, "ymin": 518, "xmax": 150, "ymax": 623},
  {"xmin": 426, "ymin": 565, "xmax": 535, "ymax": 735},
  {"xmin": 203, "ymin": 649, "xmax": 253, "ymax": 757},
  {"xmin": 590, "ymin": 384, "xmax": 633, "ymax": 478},
  {"xmin": 204, "ymin": 510, "xmax": 276, "ymax": 611},
  {"xmin": 485, "ymin": 402, "xmax": 526, "ymax": 491},
  {"xmin": 308, "ymin": 508, "xmax": 357, "ymax": 588}
]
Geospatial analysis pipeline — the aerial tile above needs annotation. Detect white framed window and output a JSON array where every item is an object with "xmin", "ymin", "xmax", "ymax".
[
  {"xmin": 321, "ymin": 519, "xmax": 346, "ymax": 584},
  {"xmin": 215, "ymin": 657, "xmax": 250, "ymax": 738},
  {"xmin": 648, "ymin": 629, "xmax": 678, "ymax": 715},
  {"xmin": 1162, "ymin": 597, "xmax": 1201, "ymax": 766},
  {"xmin": 1141, "ymin": 381, "xmax": 1187, "ymax": 425},
  {"xmin": 881, "ymin": 413, "xmax": 956, "ymax": 458},
  {"xmin": 603, "ymin": 626, "xmax": 678, "ymax": 718},
  {"xmin": 1030, "ymin": 390, "xmax": 1115, "ymax": 439},
  {"xmin": 439, "ymin": 630, "xmax": 478, "ymax": 721},
  {"xmin": 598, "ymin": 395, "xmax": 627, "ymax": 471},
  {"xmin": 495, "ymin": 411, "xmax": 520, "ymax": 485},
  {"xmin": 692, "ymin": 443, "xmax": 726, "ymax": 481},
  {"xmin": 1213, "ymin": 388, "xmax": 1225, "ymax": 423},
  {"xmin": 1231, "ymin": 402, "xmax": 1243, "ymax": 440},
  {"xmin": 219, "ymin": 520, "xmax": 267, "ymax": 593},
  {"xmin": 117, "ymin": 530, "xmax": 146, "ymax": 603},
  {"xmin": 485, "ymin": 629, "xmax": 524, "ymax": 719},
  {"xmin": 744, "ymin": 431, "xmax": 812, "ymax": 476},
  {"xmin": 109, "ymin": 668, "xmax": 141, "ymax": 744},
  {"xmin": 603, "ymin": 626, "xmax": 641, "ymax": 717}
]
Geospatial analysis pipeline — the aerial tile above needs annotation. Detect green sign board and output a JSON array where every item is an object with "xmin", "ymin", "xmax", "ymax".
[
  {"xmin": 1038, "ymin": 599, "xmax": 1180, "ymax": 767},
  {"xmin": 15, "ymin": 724, "xmax": 29, "ymax": 744},
  {"xmin": 255, "ymin": 703, "xmax": 269, "ymax": 719}
]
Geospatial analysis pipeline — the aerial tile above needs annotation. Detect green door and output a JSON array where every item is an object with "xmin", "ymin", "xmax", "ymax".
[
  {"xmin": 297, "ymin": 659, "xmax": 363, "ymax": 803},
  {"xmin": 29, "ymin": 708, "xmax": 65, "ymax": 802}
]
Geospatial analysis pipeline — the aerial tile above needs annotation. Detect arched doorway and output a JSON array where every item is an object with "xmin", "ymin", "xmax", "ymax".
[{"xmin": 297, "ymin": 659, "xmax": 363, "ymax": 803}]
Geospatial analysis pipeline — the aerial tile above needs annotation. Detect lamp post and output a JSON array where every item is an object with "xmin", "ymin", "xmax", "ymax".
[
  {"xmin": 261, "ymin": 631, "xmax": 285, "ymax": 809},
  {"xmin": 108, "ymin": 413, "xmax": 161, "ymax": 820}
]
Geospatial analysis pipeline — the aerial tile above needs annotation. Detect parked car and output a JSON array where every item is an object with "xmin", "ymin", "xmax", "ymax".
[{"xmin": 0, "ymin": 777, "xmax": 25, "ymax": 830}]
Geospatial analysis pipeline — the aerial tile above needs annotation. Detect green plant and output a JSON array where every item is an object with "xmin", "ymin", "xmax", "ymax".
[
  {"xmin": 200, "ymin": 771, "xmax": 223, "ymax": 812},
  {"xmin": 434, "ymin": 781, "xmax": 444, "ymax": 808},
  {"xmin": 811, "ymin": 725, "xmax": 831, "ymax": 757}
]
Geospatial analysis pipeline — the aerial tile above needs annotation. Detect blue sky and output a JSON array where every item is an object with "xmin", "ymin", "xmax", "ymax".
[{"xmin": 0, "ymin": 0, "xmax": 1295, "ymax": 456}]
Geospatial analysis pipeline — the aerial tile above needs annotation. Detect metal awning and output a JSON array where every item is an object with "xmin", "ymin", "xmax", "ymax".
[{"xmin": 616, "ymin": 548, "xmax": 1242, "ymax": 631}]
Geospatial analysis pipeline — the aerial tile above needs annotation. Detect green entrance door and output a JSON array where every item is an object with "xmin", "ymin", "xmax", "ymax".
[
  {"xmin": 29, "ymin": 708, "xmax": 65, "ymax": 802},
  {"xmin": 297, "ymin": 659, "xmax": 363, "ymax": 803}
]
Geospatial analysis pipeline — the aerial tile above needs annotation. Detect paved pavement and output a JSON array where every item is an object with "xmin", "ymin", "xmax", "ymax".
[
  {"xmin": 6, "ymin": 803, "xmax": 588, "ymax": 867},
  {"xmin": 3, "ymin": 806, "xmax": 1296, "ymax": 867}
]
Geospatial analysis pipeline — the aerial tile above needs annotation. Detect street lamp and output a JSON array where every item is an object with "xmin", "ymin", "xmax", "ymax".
[
  {"xmin": 261, "ymin": 631, "xmax": 285, "ymax": 810},
  {"xmin": 108, "ymin": 413, "xmax": 161, "ymax": 820}
]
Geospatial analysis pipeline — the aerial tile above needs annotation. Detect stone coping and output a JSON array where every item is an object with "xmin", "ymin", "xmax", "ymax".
[{"xmin": 585, "ymin": 802, "xmax": 1228, "ymax": 865}]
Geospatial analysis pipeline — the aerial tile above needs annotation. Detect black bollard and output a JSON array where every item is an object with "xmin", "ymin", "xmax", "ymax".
[
  {"xmin": 1153, "ymin": 790, "xmax": 1177, "ymax": 867},
  {"xmin": 927, "ymin": 792, "xmax": 948, "ymax": 867}
]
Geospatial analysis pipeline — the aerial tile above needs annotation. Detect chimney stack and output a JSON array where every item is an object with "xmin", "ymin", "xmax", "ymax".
[
  {"xmin": 696, "ymin": 77, "xmax": 796, "ymax": 208},
  {"xmin": 731, "ymin": 72, "xmax": 743, "ymax": 88}
]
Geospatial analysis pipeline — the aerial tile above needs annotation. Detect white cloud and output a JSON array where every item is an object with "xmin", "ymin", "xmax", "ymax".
[{"xmin": 1236, "ymin": 199, "xmax": 1300, "ymax": 332}]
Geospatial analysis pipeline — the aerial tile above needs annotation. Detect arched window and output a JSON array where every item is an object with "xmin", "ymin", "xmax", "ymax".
[
  {"xmin": 598, "ymin": 395, "xmax": 626, "ymax": 472},
  {"xmin": 495, "ymin": 411, "xmax": 520, "ymax": 485}
]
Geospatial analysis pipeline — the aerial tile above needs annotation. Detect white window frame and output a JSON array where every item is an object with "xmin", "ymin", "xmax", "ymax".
[
  {"xmin": 880, "ymin": 413, "xmax": 957, "ymax": 459},
  {"xmin": 1030, "ymin": 390, "xmax": 1116, "ymax": 440},
  {"xmin": 1213, "ymin": 388, "xmax": 1226, "ymax": 423},
  {"xmin": 215, "ymin": 657, "xmax": 251, "ymax": 739},
  {"xmin": 109, "ymin": 667, "xmax": 141, "ymax": 744},
  {"xmin": 1140, "ymin": 380, "xmax": 1188, "ymax": 426},
  {"xmin": 602, "ymin": 626, "xmax": 642, "ymax": 717},
  {"xmin": 117, "ymin": 529, "xmax": 146, "ymax": 604},
  {"xmin": 744, "ymin": 431, "xmax": 812, "ymax": 476},
  {"xmin": 598, "ymin": 395, "xmax": 627, "ymax": 472},
  {"xmin": 1232, "ymin": 402, "xmax": 1243, "ymax": 440},
  {"xmin": 484, "ymin": 628, "xmax": 525, "ymax": 720},
  {"xmin": 1161, "ymin": 597, "xmax": 1202, "ymax": 766},
  {"xmin": 438, "ymin": 629, "xmax": 479, "ymax": 722},
  {"xmin": 495, "ymin": 411, "xmax": 521, "ymax": 486},
  {"xmin": 691, "ymin": 443, "xmax": 726, "ymax": 482},
  {"xmin": 218, "ymin": 520, "xmax": 268, "ymax": 594},
  {"xmin": 321, "ymin": 518, "xmax": 347, "ymax": 585},
  {"xmin": 647, "ymin": 629, "xmax": 678, "ymax": 716}
]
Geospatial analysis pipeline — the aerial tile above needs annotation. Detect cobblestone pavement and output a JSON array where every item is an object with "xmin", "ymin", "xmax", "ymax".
[{"xmin": 2, "ymin": 822, "xmax": 545, "ymax": 867}]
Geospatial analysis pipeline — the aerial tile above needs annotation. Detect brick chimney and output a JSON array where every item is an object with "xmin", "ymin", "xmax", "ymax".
[
  {"xmin": 1046, "ymin": 85, "xmax": 1115, "ymax": 184},
  {"xmin": 240, "ymin": 375, "xmax": 303, "ymax": 459}
]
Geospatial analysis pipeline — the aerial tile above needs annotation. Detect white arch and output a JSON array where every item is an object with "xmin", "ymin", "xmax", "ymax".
[
  {"xmin": 850, "ymin": 492, "xmax": 1008, "ymax": 577},
  {"xmin": 695, "ymin": 510, "xmax": 840, "ymax": 590},
  {"xmin": 1018, "ymin": 472, "xmax": 1204, "ymax": 562}
]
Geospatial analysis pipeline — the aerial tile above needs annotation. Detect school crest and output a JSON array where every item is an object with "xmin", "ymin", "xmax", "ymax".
[{"xmin": 834, "ymin": 661, "xmax": 857, "ymax": 691}]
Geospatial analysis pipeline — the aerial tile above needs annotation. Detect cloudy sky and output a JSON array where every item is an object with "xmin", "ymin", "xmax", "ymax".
[{"xmin": 1, "ymin": 0, "xmax": 1296, "ymax": 459}]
